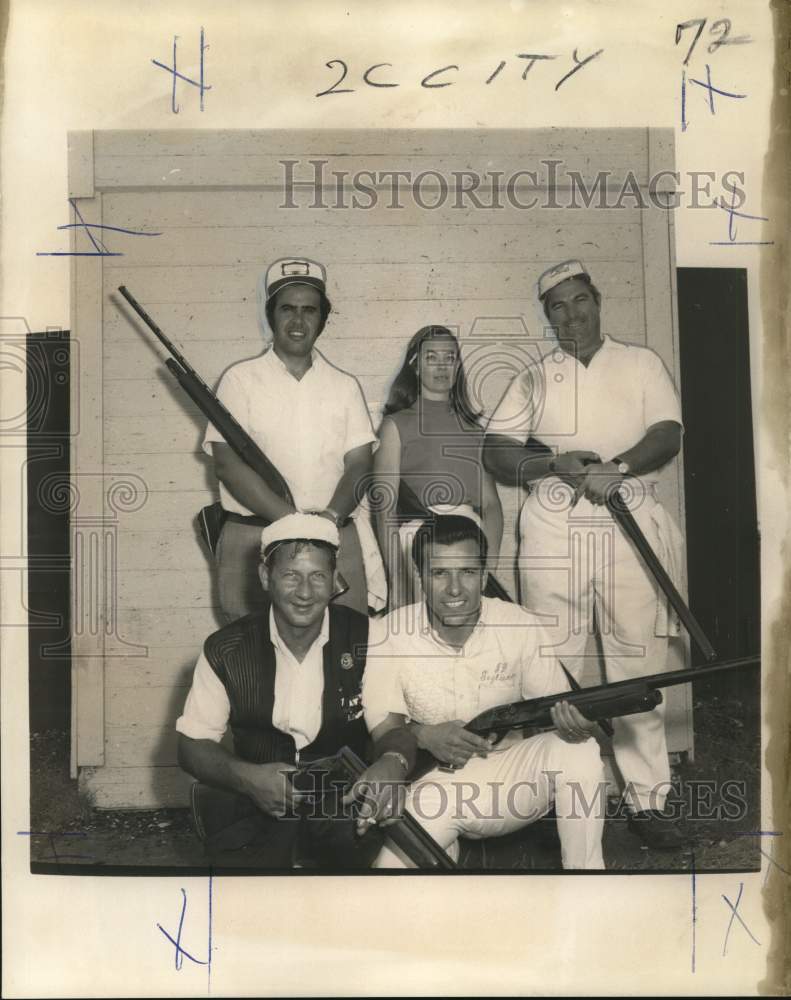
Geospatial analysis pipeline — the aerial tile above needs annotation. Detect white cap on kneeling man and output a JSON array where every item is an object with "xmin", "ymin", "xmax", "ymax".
[{"xmin": 260, "ymin": 512, "xmax": 340, "ymax": 560}]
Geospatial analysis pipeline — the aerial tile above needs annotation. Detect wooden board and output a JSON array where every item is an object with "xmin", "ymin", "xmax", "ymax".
[{"xmin": 70, "ymin": 128, "xmax": 691, "ymax": 808}]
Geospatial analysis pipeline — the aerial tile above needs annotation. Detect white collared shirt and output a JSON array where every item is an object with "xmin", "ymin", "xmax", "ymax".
[
  {"xmin": 203, "ymin": 348, "xmax": 376, "ymax": 515},
  {"xmin": 362, "ymin": 597, "xmax": 568, "ymax": 732},
  {"xmin": 176, "ymin": 608, "xmax": 330, "ymax": 751},
  {"xmin": 487, "ymin": 335, "xmax": 682, "ymax": 486}
]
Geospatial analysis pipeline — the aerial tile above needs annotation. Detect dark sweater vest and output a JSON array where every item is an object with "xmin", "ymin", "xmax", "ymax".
[{"xmin": 203, "ymin": 605, "xmax": 369, "ymax": 766}]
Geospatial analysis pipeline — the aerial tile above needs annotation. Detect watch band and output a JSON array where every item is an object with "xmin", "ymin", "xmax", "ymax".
[{"xmin": 380, "ymin": 751, "xmax": 410, "ymax": 773}]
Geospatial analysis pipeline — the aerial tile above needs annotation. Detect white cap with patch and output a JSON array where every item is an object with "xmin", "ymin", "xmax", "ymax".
[
  {"xmin": 537, "ymin": 259, "xmax": 589, "ymax": 299},
  {"xmin": 260, "ymin": 512, "xmax": 340, "ymax": 559},
  {"xmin": 264, "ymin": 258, "xmax": 327, "ymax": 302}
]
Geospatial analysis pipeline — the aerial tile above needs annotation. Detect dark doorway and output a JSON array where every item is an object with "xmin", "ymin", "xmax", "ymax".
[
  {"xmin": 676, "ymin": 268, "xmax": 760, "ymax": 699},
  {"xmin": 27, "ymin": 331, "xmax": 71, "ymax": 731}
]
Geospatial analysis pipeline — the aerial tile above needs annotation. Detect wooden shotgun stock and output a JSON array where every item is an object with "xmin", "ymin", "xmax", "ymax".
[{"xmin": 339, "ymin": 747, "xmax": 457, "ymax": 870}]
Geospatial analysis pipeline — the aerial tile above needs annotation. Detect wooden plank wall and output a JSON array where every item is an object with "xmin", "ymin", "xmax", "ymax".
[{"xmin": 70, "ymin": 129, "xmax": 688, "ymax": 808}]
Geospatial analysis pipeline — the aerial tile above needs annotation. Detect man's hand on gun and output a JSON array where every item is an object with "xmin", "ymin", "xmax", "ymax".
[
  {"xmin": 240, "ymin": 761, "xmax": 298, "ymax": 818},
  {"xmin": 551, "ymin": 450, "xmax": 601, "ymax": 493},
  {"xmin": 341, "ymin": 757, "xmax": 408, "ymax": 837},
  {"xmin": 550, "ymin": 701, "xmax": 597, "ymax": 744},
  {"xmin": 415, "ymin": 720, "xmax": 495, "ymax": 768},
  {"xmin": 575, "ymin": 460, "xmax": 625, "ymax": 506}
]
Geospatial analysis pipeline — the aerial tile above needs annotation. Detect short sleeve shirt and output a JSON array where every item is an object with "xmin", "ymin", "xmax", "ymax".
[
  {"xmin": 175, "ymin": 609, "xmax": 330, "ymax": 750},
  {"xmin": 203, "ymin": 348, "xmax": 376, "ymax": 514},
  {"xmin": 487, "ymin": 336, "xmax": 682, "ymax": 485},
  {"xmin": 362, "ymin": 597, "xmax": 569, "ymax": 732}
]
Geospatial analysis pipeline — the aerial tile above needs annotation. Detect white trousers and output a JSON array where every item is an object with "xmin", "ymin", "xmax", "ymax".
[
  {"xmin": 374, "ymin": 732, "xmax": 605, "ymax": 870},
  {"xmin": 518, "ymin": 489, "xmax": 675, "ymax": 811}
]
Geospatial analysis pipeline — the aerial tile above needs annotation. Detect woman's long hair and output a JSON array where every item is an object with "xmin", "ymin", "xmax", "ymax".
[{"xmin": 382, "ymin": 326, "xmax": 481, "ymax": 423}]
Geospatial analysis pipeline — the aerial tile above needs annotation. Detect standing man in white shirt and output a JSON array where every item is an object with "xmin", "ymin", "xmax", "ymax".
[
  {"xmin": 176, "ymin": 513, "xmax": 415, "ymax": 868},
  {"xmin": 360, "ymin": 513, "xmax": 605, "ymax": 869},
  {"xmin": 483, "ymin": 259, "xmax": 687, "ymax": 850},
  {"xmin": 204, "ymin": 258, "xmax": 376, "ymax": 619}
]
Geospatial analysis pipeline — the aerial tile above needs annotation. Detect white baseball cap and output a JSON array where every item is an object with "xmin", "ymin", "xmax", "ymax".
[
  {"xmin": 264, "ymin": 258, "xmax": 327, "ymax": 302},
  {"xmin": 537, "ymin": 259, "xmax": 590, "ymax": 299}
]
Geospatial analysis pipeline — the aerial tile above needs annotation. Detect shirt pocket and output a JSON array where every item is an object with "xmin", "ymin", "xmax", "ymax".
[{"xmin": 476, "ymin": 665, "xmax": 521, "ymax": 712}]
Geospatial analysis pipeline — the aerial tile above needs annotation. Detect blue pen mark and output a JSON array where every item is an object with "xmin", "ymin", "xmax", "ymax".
[
  {"xmin": 56, "ymin": 223, "xmax": 163, "ymax": 237},
  {"xmin": 152, "ymin": 27, "xmax": 211, "ymax": 113},
  {"xmin": 689, "ymin": 64, "xmax": 747, "ymax": 114},
  {"xmin": 682, "ymin": 63, "xmax": 747, "ymax": 131},
  {"xmin": 722, "ymin": 882, "xmax": 761, "ymax": 956},
  {"xmin": 207, "ymin": 872, "xmax": 214, "ymax": 993},
  {"xmin": 37, "ymin": 198, "xmax": 162, "ymax": 257},
  {"xmin": 732, "ymin": 831, "xmax": 783, "ymax": 837},
  {"xmin": 17, "ymin": 829, "xmax": 96, "ymax": 863},
  {"xmin": 710, "ymin": 188, "xmax": 774, "ymax": 247},
  {"xmin": 157, "ymin": 875, "xmax": 213, "ymax": 991},
  {"xmin": 690, "ymin": 850, "xmax": 697, "ymax": 973},
  {"xmin": 681, "ymin": 70, "xmax": 688, "ymax": 132}
]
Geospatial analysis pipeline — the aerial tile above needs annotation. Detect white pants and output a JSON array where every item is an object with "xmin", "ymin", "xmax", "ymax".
[
  {"xmin": 518, "ymin": 488, "xmax": 676, "ymax": 811},
  {"xmin": 373, "ymin": 732, "xmax": 605, "ymax": 870}
]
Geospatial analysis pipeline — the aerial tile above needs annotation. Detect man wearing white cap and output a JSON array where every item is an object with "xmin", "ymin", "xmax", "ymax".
[
  {"xmin": 483, "ymin": 260, "xmax": 686, "ymax": 851},
  {"xmin": 176, "ymin": 513, "xmax": 415, "ymax": 868},
  {"xmin": 360, "ymin": 513, "xmax": 606, "ymax": 869},
  {"xmin": 203, "ymin": 258, "xmax": 376, "ymax": 620}
]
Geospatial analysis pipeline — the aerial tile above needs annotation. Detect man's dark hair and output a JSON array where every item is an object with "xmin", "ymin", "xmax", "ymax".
[
  {"xmin": 411, "ymin": 514, "xmax": 488, "ymax": 576},
  {"xmin": 265, "ymin": 285, "xmax": 333, "ymax": 336},
  {"xmin": 264, "ymin": 538, "xmax": 337, "ymax": 572},
  {"xmin": 541, "ymin": 275, "xmax": 602, "ymax": 321}
]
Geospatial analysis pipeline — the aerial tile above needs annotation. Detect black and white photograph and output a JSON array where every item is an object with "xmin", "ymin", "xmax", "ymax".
[
  {"xmin": 24, "ymin": 127, "xmax": 761, "ymax": 876},
  {"xmin": 2, "ymin": 2, "xmax": 787, "ymax": 996}
]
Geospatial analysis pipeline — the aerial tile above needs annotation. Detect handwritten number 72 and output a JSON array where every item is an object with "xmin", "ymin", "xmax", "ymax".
[{"xmin": 675, "ymin": 18, "xmax": 751, "ymax": 65}]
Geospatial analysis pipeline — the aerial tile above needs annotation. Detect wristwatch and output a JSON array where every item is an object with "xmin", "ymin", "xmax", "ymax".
[{"xmin": 381, "ymin": 751, "xmax": 410, "ymax": 773}]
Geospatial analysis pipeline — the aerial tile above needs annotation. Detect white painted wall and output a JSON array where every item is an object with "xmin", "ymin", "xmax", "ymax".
[{"xmin": 69, "ymin": 128, "xmax": 690, "ymax": 807}]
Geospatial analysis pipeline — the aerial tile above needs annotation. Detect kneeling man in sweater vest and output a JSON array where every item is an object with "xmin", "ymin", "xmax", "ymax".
[{"xmin": 176, "ymin": 512, "xmax": 415, "ymax": 869}]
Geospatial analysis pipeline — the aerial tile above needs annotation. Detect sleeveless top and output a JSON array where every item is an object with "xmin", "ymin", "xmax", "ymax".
[
  {"xmin": 388, "ymin": 399, "xmax": 486, "ymax": 516},
  {"xmin": 203, "ymin": 604, "xmax": 369, "ymax": 766}
]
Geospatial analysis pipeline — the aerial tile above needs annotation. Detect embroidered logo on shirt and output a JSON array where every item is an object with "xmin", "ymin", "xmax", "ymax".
[
  {"xmin": 340, "ymin": 652, "xmax": 354, "ymax": 670},
  {"xmin": 478, "ymin": 662, "xmax": 517, "ymax": 686}
]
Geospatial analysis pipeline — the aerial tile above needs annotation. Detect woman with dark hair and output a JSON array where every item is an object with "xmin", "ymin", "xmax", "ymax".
[{"xmin": 372, "ymin": 325, "xmax": 503, "ymax": 609}]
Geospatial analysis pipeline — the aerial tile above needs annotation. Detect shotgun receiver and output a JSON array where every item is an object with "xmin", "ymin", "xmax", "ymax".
[{"xmin": 464, "ymin": 654, "xmax": 759, "ymax": 741}]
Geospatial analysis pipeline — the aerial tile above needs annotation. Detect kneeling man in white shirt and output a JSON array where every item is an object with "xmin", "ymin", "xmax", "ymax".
[{"xmin": 362, "ymin": 513, "xmax": 606, "ymax": 869}]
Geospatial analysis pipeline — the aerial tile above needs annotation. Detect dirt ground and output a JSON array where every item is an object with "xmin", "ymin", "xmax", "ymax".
[{"xmin": 27, "ymin": 691, "xmax": 760, "ymax": 873}]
